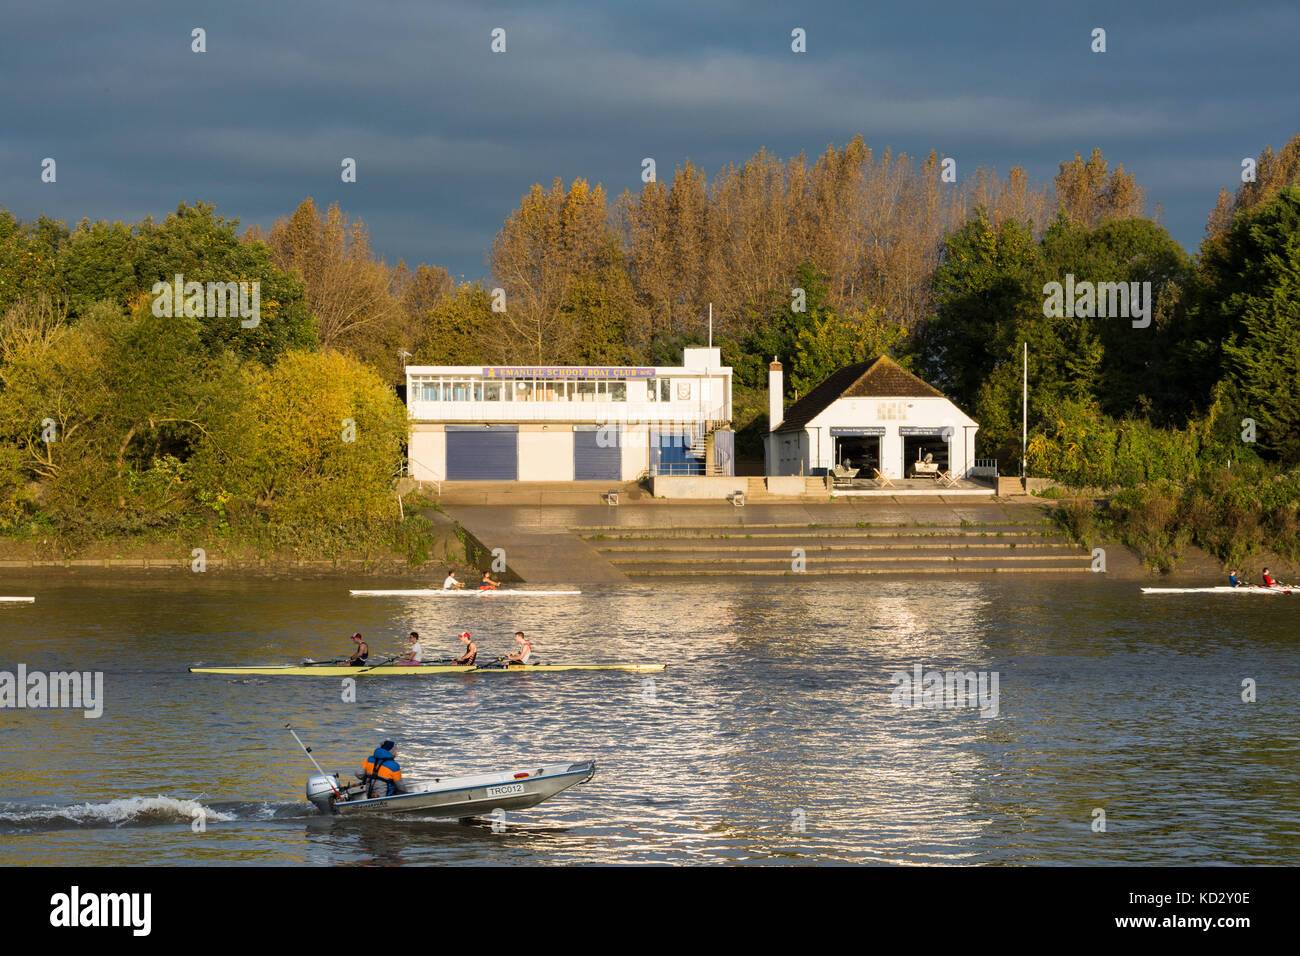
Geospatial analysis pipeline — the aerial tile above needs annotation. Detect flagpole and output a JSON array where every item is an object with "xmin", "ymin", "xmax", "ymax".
[{"xmin": 1022, "ymin": 342, "xmax": 1028, "ymax": 485}]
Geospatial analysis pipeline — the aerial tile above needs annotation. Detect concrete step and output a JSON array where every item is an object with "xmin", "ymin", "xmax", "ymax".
[
  {"xmin": 607, "ymin": 553, "xmax": 1092, "ymax": 567},
  {"xmin": 579, "ymin": 526, "xmax": 1060, "ymax": 541},
  {"xmin": 570, "ymin": 519, "xmax": 1052, "ymax": 532},
  {"xmin": 595, "ymin": 542, "xmax": 1086, "ymax": 556},
  {"xmin": 622, "ymin": 564, "xmax": 1096, "ymax": 576}
]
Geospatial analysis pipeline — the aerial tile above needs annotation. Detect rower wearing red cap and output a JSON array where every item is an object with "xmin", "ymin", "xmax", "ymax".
[
  {"xmin": 344, "ymin": 633, "xmax": 369, "ymax": 666},
  {"xmin": 452, "ymin": 631, "xmax": 477, "ymax": 666}
]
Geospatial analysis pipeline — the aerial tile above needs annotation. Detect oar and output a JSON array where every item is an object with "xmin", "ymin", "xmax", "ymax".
[
  {"xmin": 353, "ymin": 655, "xmax": 398, "ymax": 674},
  {"xmin": 285, "ymin": 724, "xmax": 340, "ymax": 798},
  {"xmin": 301, "ymin": 657, "xmax": 348, "ymax": 667}
]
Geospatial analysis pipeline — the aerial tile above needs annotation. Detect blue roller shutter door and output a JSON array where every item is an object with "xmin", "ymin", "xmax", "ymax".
[
  {"xmin": 445, "ymin": 426, "xmax": 518, "ymax": 480},
  {"xmin": 574, "ymin": 427, "xmax": 621, "ymax": 480},
  {"xmin": 652, "ymin": 425, "xmax": 702, "ymax": 475}
]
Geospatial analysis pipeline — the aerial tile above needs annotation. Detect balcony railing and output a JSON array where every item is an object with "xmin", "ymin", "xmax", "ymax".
[{"xmin": 408, "ymin": 400, "xmax": 730, "ymax": 423}]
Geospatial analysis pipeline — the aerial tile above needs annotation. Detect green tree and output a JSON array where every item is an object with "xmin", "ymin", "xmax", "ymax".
[
  {"xmin": 790, "ymin": 305, "xmax": 906, "ymax": 394},
  {"xmin": 1207, "ymin": 189, "xmax": 1300, "ymax": 463},
  {"xmin": 133, "ymin": 201, "xmax": 317, "ymax": 363},
  {"xmin": 192, "ymin": 350, "xmax": 408, "ymax": 537},
  {"xmin": 412, "ymin": 282, "xmax": 496, "ymax": 365}
]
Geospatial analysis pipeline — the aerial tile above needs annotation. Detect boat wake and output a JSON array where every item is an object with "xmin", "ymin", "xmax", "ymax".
[{"xmin": 0, "ymin": 795, "xmax": 304, "ymax": 833}]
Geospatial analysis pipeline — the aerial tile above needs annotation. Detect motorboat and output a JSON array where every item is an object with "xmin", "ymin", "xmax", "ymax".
[{"xmin": 306, "ymin": 760, "xmax": 597, "ymax": 817}]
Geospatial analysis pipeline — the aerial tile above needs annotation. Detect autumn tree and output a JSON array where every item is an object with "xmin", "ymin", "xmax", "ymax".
[
  {"xmin": 258, "ymin": 198, "xmax": 405, "ymax": 372},
  {"xmin": 490, "ymin": 177, "xmax": 622, "ymax": 362},
  {"xmin": 1053, "ymin": 148, "xmax": 1148, "ymax": 228}
]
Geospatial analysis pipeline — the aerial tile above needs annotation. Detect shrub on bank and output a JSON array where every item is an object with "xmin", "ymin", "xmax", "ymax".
[{"xmin": 1052, "ymin": 464, "xmax": 1300, "ymax": 570}]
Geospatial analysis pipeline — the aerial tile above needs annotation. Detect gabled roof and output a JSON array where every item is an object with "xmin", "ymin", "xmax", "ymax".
[{"xmin": 774, "ymin": 356, "xmax": 948, "ymax": 433}]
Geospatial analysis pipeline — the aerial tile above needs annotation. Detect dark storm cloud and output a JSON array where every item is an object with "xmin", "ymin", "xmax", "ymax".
[{"xmin": 2, "ymin": 0, "xmax": 1297, "ymax": 278}]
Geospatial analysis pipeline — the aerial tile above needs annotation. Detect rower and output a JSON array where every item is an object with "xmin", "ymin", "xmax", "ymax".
[
  {"xmin": 360, "ymin": 740, "xmax": 404, "ymax": 798},
  {"xmin": 397, "ymin": 631, "xmax": 424, "ymax": 665},
  {"xmin": 345, "ymin": 633, "xmax": 369, "ymax": 666},
  {"xmin": 1262, "ymin": 568, "xmax": 1276, "ymax": 588},
  {"xmin": 452, "ymin": 631, "xmax": 477, "ymax": 665},
  {"xmin": 1228, "ymin": 570, "xmax": 1241, "ymax": 588},
  {"xmin": 442, "ymin": 570, "xmax": 464, "ymax": 590},
  {"xmin": 504, "ymin": 631, "xmax": 533, "ymax": 666},
  {"xmin": 480, "ymin": 570, "xmax": 501, "ymax": 591}
]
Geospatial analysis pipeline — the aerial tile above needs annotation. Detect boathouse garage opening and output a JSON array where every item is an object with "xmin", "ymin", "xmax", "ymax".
[
  {"xmin": 901, "ymin": 430, "xmax": 950, "ymax": 477},
  {"xmin": 831, "ymin": 427, "xmax": 882, "ymax": 474}
]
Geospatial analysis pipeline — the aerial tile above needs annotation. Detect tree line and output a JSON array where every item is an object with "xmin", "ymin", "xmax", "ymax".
[{"xmin": 1, "ymin": 134, "xmax": 1298, "ymax": 559}]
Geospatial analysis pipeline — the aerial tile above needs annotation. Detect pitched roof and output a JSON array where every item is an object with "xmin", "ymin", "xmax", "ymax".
[{"xmin": 774, "ymin": 356, "xmax": 948, "ymax": 433}]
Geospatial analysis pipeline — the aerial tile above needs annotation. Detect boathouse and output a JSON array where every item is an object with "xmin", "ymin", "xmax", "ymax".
[
  {"xmin": 765, "ymin": 356, "xmax": 980, "ymax": 480},
  {"xmin": 405, "ymin": 348, "xmax": 734, "ymax": 482}
]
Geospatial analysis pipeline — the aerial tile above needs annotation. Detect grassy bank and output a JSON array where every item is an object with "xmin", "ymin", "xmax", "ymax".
[
  {"xmin": 1048, "ymin": 463, "xmax": 1300, "ymax": 573},
  {"xmin": 0, "ymin": 492, "xmax": 496, "ymax": 574}
]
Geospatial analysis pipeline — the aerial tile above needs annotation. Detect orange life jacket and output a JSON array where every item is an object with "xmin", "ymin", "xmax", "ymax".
[{"xmin": 362, "ymin": 749, "xmax": 402, "ymax": 784}]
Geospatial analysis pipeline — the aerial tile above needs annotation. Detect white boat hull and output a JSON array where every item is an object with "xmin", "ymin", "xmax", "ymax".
[
  {"xmin": 1141, "ymin": 586, "xmax": 1294, "ymax": 595},
  {"xmin": 350, "ymin": 589, "xmax": 581, "ymax": 597},
  {"xmin": 308, "ymin": 760, "xmax": 596, "ymax": 817}
]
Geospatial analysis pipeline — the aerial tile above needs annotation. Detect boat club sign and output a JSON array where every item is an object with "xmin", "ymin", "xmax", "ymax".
[{"xmin": 483, "ymin": 366, "xmax": 655, "ymax": 379}]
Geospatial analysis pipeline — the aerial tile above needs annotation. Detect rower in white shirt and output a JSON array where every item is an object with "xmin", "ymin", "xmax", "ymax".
[
  {"xmin": 442, "ymin": 570, "xmax": 464, "ymax": 590},
  {"xmin": 397, "ymin": 631, "xmax": 424, "ymax": 665}
]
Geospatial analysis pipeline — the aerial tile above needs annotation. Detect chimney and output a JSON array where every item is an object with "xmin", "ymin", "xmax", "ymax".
[{"xmin": 768, "ymin": 357, "xmax": 783, "ymax": 431}]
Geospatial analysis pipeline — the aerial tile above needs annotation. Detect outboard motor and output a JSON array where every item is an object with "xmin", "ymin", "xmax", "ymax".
[{"xmin": 306, "ymin": 774, "xmax": 342, "ymax": 813}]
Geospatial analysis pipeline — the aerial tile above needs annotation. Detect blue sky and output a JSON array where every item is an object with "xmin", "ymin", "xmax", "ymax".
[{"xmin": 2, "ymin": 0, "xmax": 1297, "ymax": 280}]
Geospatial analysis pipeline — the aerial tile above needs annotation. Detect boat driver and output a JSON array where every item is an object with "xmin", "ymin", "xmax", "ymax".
[{"xmin": 360, "ymin": 740, "xmax": 404, "ymax": 797}]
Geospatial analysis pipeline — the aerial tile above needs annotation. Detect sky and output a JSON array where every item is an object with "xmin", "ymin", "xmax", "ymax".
[{"xmin": 2, "ymin": 0, "xmax": 1298, "ymax": 281}]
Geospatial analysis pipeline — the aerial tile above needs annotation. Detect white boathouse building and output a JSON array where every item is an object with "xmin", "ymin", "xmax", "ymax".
[
  {"xmin": 765, "ymin": 356, "xmax": 981, "ymax": 480},
  {"xmin": 406, "ymin": 348, "xmax": 734, "ymax": 482}
]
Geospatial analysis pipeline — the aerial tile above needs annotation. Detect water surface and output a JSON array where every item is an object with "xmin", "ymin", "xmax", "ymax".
[{"xmin": 0, "ymin": 573, "xmax": 1295, "ymax": 865}]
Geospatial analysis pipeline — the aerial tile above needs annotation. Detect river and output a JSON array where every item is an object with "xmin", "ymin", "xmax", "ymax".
[{"xmin": 0, "ymin": 572, "xmax": 1295, "ymax": 865}]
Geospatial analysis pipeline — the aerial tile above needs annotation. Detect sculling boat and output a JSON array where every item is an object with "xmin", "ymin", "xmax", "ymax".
[
  {"xmin": 307, "ymin": 760, "xmax": 596, "ymax": 817},
  {"xmin": 1141, "ymin": 586, "xmax": 1295, "ymax": 595},
  {"xmin": 0, "ymin": 597, "xmax": 35, "ymax": 603},
  {"xmin": 190, "ymin": 662, "xmax": 667, "ymax": 676},
  {"xmin": 350, "ymin": 588, "xmax": 581, "ymax": 597}
]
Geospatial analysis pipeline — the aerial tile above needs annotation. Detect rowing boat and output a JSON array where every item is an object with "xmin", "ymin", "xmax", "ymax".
[
  {"xmin": 190, "ymin": 662, "xmax": 667, "ymax": 676},
  {"xmin": 307, "ymin": 760, "xmax": 596, "ymax": 817},
  {"xmin": 350, "ymin": 588, "xmax": 581, "ymax": 597},
  {"xmin": 1141, "ymin": 586, "xmax": 1295, "ymax": 595},
  {"xmin": 0, "ymin": 597, "xmax": 35, "ymax": 603}
]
